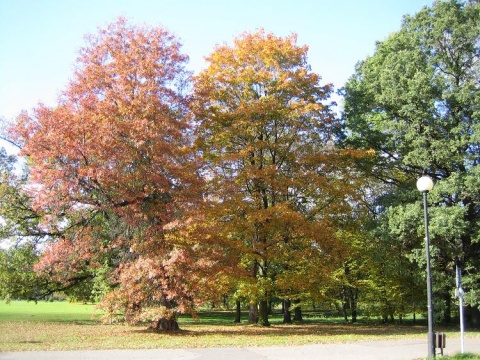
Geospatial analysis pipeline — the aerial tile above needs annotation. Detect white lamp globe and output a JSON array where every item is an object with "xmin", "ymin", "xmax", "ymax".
[{"xmin": 417, "ymin": 175, "xmax": 434, "ymax": 192}]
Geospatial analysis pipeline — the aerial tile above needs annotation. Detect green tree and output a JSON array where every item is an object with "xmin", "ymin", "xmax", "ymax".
[
  {"xmin": 343, "ymin": 0, "xmax": 480, "ymax": 323},
  {"xmin": 0, "ymin": 149, "xmax": 39, "ymax": 243},
  {"xmin": 0, "ymin": 147, "xmax": 46, "ymax": 301},
  {"xmin": 0, "ymin": 244, "xmax": 40, "ymax": 302}
]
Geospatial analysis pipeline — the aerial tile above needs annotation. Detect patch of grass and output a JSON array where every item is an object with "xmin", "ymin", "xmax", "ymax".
[
  {"xmin": 1, "ymin": 301, "xmax": 479, "ymax": 352},
  {"xmin": 0, "ymin": 300, "xmax": 100, "ymax": 323},
  {"xmin": 440, "ymin": 354, "xmax": 480, "ymax": 360}
]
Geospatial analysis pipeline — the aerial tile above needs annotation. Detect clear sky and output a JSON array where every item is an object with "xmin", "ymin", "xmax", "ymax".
[{"xmin": 0, "ymin": 0, "xmax": 434, "ymax": 121}]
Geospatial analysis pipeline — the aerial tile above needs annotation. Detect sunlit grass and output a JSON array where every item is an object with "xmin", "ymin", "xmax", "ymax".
[
  {"xmin": 440, "ymin": 354, "xmax": 480, "ymax": 360},
  {"xmin": 1, "ymin": 301, "xmax": 479, "ymax": 352},
  {"xmin": 0, "ymin": 300, "xmax": 100, "ymax": 323}
]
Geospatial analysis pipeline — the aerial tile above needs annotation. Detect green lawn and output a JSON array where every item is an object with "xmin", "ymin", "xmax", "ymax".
[
  {"xmin": 0, "ymin": 300, "xmax": 99, "ymax": 323},
  {"xmin": 0, "ymin": 300, "xmax": 479, "ymax": 352}
]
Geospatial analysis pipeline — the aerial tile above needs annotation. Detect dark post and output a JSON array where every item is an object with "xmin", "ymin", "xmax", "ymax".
[{"xmin": 422, "ymin": 190, "xmax": 435, "ymax": 359}]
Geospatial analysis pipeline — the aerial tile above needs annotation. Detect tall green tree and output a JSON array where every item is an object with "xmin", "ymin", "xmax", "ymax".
[
  {"xmin": 193, "ymin": 30, "xmax": 363, "ymax": 326},
  {"xmin": 343, "ymin": 0, "xmax": 480, "ymax": 323}
]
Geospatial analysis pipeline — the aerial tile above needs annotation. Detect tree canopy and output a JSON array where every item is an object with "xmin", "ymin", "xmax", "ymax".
[
  {"xmin": 193, "ymin": 30, "xmax": 365, "ymax": 325},
  {"xmin": 343, "ymin": 0, "xmax": 480, "ymax": 322},
  {"xmin": 9, "ymin": 18, "xmax": 220, "ymax": 329}
]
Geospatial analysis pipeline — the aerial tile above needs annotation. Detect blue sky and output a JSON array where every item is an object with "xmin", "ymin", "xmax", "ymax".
[{"xmin": 0, "ymin": 0, "xmax": 434, "ymax": 121}]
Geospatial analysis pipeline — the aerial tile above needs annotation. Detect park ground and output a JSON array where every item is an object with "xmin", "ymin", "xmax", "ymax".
[{"xmin": 0, "ymin": 301, "xmax": 479, "ymax": 359}]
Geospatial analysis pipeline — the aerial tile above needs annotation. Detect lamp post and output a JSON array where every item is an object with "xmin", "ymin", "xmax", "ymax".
[{"xmin": 417, "ymin": 175, "xmax": 435, "ymax": 359}]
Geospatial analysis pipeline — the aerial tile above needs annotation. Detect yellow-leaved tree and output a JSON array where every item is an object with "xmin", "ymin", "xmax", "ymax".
[{"xmin": 193, "ymin": 30, "xmax": 363, "ymax": 326}]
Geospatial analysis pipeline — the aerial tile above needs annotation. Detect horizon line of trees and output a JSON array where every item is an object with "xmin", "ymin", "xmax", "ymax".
[{"xmin": 1, "ymin": 0, "xmax": 479, "ymax": 330}]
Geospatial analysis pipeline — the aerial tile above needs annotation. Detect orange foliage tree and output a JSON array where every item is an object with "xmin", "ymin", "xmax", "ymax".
[
  {"xmin": 192, "ymin": 30, "xmax": 362, "ymax": 326},
  {"xmin": 11, "ymin": 19, "xmax": 229, "ymax": 330}
]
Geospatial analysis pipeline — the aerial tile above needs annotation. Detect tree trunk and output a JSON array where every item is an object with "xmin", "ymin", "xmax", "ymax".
[
  {"xmin": 352, "ymin": 308, "xmax": 357, "ymax": 323},
  {"xmin": 342, "ymin": 286, "xmax": 349, "ymax": 322},
  {"xmin": 283, "ymin": 299, "xmax": 292, "ymax": 324},
  {"xmin": 293, "ymin": 299, "xmax": 303, "ymax": 322},
  {"xmin": 259, "ymin": 299, "xmax": 270, "ymax": 326},
  {"xmin": 248, "ymin": 302, "xmax": 259, "ymax": 324},
  {"xmin": 351, "ymin": 288, "xmax": 358, "ymax": 323},
  {"xmin": 342, "ymin": 298, "xmax": 349, "ymax": 323},
  {"xmin": 148, "ymin": 299, "xmax": 180, "ymax": 331},
  {"xmin": 234, "ymin": 300, "xmax": 241, "ymax": 323},
  {"xmin": 444, "ymin": 293, "xmax": 452, "ymax": 324},
  {"xmin": 466, "ymin": 305, "xmax": 480, "ymax": 328},
  {"xmin": 389, "ymin": 310, "xmax": 395, "ymax": 322},
  {"xmin": 149, "ymin": 317, "xmax": 179, "ymax": 331}
]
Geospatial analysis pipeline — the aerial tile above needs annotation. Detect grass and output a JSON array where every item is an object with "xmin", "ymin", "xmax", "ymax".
[
  {"xmin": 0, "ymin": 300, "xmax": 98, "ymax": 323},
  {"xmin": 0, "ymin": 300, "xmax": 479, "ymax": 352}
]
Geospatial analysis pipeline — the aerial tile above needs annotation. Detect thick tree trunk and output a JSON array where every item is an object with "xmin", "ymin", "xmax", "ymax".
[
  {"xmin": 148, "ymin": 299, "xmax": 179, "ymax": 331},
  {"xmin": 293, "ymin": 300, "xmax": 303, "ymax": 322},
  {"xmin": 283, "ymin": 299, "xmax": 292, "ymax": 324},
  {"xmin": 248, "ymin": 302, "xmax": 259, "ymax": 324},
  {"xmin": 352, "ymin": 308, "xmax": 358, "ymax": 323},
  {"xmin": 234, "ymin": 300, "xmax": 241, "ymax": 323},
  {"xmin": 149, "ymin": 317, "xmax": 179, "ymax": 331},
  {"xmin": 259, "ymin": 299, "xmax": 270, "ymax": 326}
]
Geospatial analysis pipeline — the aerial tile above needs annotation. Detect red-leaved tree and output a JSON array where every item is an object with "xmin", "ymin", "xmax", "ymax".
[{"xmin": 11, "ymin": 18, "xmax": 227, "ymax": 330}]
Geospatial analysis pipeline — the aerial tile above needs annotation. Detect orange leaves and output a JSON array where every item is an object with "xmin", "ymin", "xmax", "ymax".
[
  {"xmin": 11, "ymin": 18, "xmax": 196, "ymax": 222},
  {"xmin": 192, "ymin": 29, "xmax": 358, "ymax": 309},
  {"xmin": 193, "ymin": 31, "xmax": 336, "ymax": 167},
  {"xmin": 35, "ymin": 233, "xmax": 99, "ymax": 283},
  {"xmin": 9, "ymin": 19, "xmax": 211, "ymax": 323}
]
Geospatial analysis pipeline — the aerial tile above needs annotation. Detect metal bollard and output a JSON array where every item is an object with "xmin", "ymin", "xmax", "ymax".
[{"xmin": 435, "ymin": 332, "xmax": 446, "ymax": 355}]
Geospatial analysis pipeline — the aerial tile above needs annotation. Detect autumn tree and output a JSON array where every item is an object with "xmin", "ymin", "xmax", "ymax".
[
  {"xmin": 193, "ymin": 30, "xmax": 362, "ymax": 326},
  {"xmin": 342, "ymin": 0, "xmax": 480, "ymax": 324},
  {"xmin": 10, "ymin": 19, "xmax": 225, "ymax": 330}
]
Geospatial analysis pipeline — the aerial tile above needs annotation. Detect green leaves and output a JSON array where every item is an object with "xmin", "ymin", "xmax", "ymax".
[
  {"xmin": 343, "ymin": 0, "xmax": 480, "ymax": 321},
  {"xmin": 0, "ymin": 245, "xmax": 41, "ymax": 302}
]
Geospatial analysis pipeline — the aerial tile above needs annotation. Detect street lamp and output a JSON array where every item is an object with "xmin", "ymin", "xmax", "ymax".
[{"xmin": 417, "ymin": 174, "xmax": 435, "ymax": 359}]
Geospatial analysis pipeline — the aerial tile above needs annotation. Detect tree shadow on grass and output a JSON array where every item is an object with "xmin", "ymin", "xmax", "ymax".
[{"xmin": 130, "ymin": 322, "xmax": 428, "ymax": 339}]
